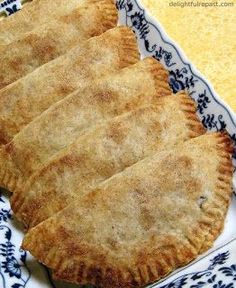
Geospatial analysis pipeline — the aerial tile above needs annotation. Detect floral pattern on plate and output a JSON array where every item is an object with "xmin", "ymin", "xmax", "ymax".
[
  {"xmin": 117, "ymin": 0, "xmax": 236, "ymax": 162},
  {"xmin": 154, "ymin": 240, "xmax": 236, "ymax": 288},
  {"xmin": 0, "ymin": 190, "xmax": 56, "ymax": 288},
  {"xmin": 0, "ymin": 0, "xmax": 21, "ymax": 16}
]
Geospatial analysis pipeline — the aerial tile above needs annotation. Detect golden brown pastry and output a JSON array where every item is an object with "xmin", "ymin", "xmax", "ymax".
[
  {"xmin": 12, "ymin": 92, "xmax": 205, "ymax": 228},
  {"xmin": 0, "ymin": 0, "xmax": 117, "ymax": 89},
  {"xmin": 0, "ymin": 26, "xmax": 139, "ymax": 145},
  {"xmin": 0, "ymin": 57, "xmax": 171, "ymax": 193},
  {"xmin": 0, "ymin": 0, "xmax": 89, "ymax": 45},
  {"xmin": 22, "ymin": 132, "xmax": 233, "ymax": 288}
]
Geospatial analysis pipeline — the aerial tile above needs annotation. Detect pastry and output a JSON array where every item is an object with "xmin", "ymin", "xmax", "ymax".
[
  {"xmin": 0, "ymin": 0, "xmax": 90, "ymax": 45},
  {"xmin": 0, "ymin": 58, "xmax": 170, "ymax": 192},
  {"xmin": 6, "ymin": 57, "xmax": 170, "ymax": 173},
  {"xmin": 0, "ymin": 57, "xmax": 170, "ymax": 192},
  {"xmin": 0, "ymin": 58, "xmax": 171, "ymax": 192},
  {"xmin": 0, "ymin": 0, "xmax": 117, "ymax": 89},
  {"xmin": 0, "ymin": 26, "xmax": 139, "ymax": 145},
  {"xmin": 12, "ymin": 92, "xmax": 205, "ymax": 227},
  {"xmin": 22, "ymin": 132, "xmax": 233, "ymax": 287}
]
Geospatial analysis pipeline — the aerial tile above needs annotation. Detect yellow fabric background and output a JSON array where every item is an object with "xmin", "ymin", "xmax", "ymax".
[{"xmin": 142, "ymin": 0, "xmax": 236, "ymax": 111}]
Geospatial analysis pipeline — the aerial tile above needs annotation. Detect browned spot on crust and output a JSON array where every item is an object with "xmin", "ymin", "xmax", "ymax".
[
  {"xmin": 148, "ymin": 119, "xmax": 162, "ymax": 135},
  {"xmin": 34, "ymin": 39, "xmax": 57, "ymax": 63},
  {"xmin": 60, "ymin": 153, "xmax": 87, "ymax": 169},
  {"xmin": 60, "ymin": 10, "xmax": 82, "ymax": 25},
  {"xmin": 106, "ymin": 237, "xmax": 119, "ymax": 250},
  {"xmin": 19, "ymin": 195, "xmax": 46, "ymax": 226},
  {"xmin": 56, "ymin": 83, "xmax": 75, "ymax": 97},
  {"xmin": 139, "ymin": 207, "xmax": 155, "ymax": 231},
  {"xmin": 86, "ymin": 266, "xmax": 103, "ymax": 284},
  {"xmin": 5, "ymin": 142, "xmax": 15, "ymax": 154},
  {"xmin": 107, "ymin": 121, "xmax": 127, "ymax": 144},
  {"xmin": 24, "ymin": 33, "xmax": 40, "ymax": 45},
  {"xmin": 93, "ymin": 89, "xmax": 118, "ymax": 104},
  {"xmin": 187, "ymin": 178, "xmax": 202, "ymax": 197},
  {"xmin": 77, "ymin": 261, "xmax": 86, "ymax": 282},
  {"xmin": 0, "ymin": 134, "xmax": 9, "ymax": 146},
  {"xmin": 160, "ymin": 155, "xmax": 193, "ymax": 177},
  {"xmin": 26, "ymin": 34, "xmax": 57, "ymax": 63},
  {"xmin": 176, "ymin": 157, "xmax": 202, "ymax": 196},
  {"xmin": 177, "ymin": 155, "xmax": 193, "ymax": 169},
  {"xmin": 9, "ymin": 57, "xmax": 23, "ymax": 73}
]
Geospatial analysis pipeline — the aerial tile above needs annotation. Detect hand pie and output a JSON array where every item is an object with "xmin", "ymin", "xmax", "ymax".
[
  {"xmin": 0, "ymin": 0, "xmax": 89, "ymax": 45},
  {"xmin": 0, "ymin": 0, "xmax": 117, "ymax": 89},
  {"xmin": 22, "ymin": 132, "xmax": 233, "ymax": 287},
  {"xmin": 0, "ymin": 26, "xmax": 139, "ymax": 145},
  {"xmin": 0, "ymin": 57, "xmax": 171, "ymax": 193},
  {"xmin": 11, "ymin": 92, "xmax": 206, "ymax": 227}
]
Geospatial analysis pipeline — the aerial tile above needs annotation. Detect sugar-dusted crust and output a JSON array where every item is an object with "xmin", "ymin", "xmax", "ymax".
[
  {"xmin": 0, "ymin": 0, "xmax": 118, "ymax": 89},
  {"xmin": 2, "ymin": 57, "xmax": 170, "ymax": 194},
  {"xmin": 0, "ymin": 26, "xmax": 139, "ymax": 146},
  {"xmin": 0, "ymin": 0, "xmax": 84, "ymax": 45},
  {"xmin": 22, "ymin": 132, "xmax": 233, "ymax": 287},
  {"xmin": 12, "ymin": 92, "xmax": 205, "ymax": 227},
  {"xmin": 9, "ymin": 57, "xmax": 170, "ymax": 175}
]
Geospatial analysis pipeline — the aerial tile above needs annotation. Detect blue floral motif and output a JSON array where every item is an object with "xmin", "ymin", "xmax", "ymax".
[
  {"xmin": 209, "ymin": 252, "xmax": 230, "ymax": 269},
  {"xmin": 155, "ymin": 47, "xmax": 176, "ymax": 68},
  {"xmin": 2, "ymin": 257, "xmax": 21, "ymax": 278},
  {"xmin": 219, "ymin": 265, "xmax": 236, "ymax": 280},
  {"xmin": 126, "ymin": 0, "xmax": 133, "ymax": 12},
  {"xmin": 169, "ymin": 70, "xmax": 186, "ymax": 93},
  {"xmin": 168, "ymin": 68, "xmax": 198, "ymax": 93},
  {"xmin": 202, "ymin": 114, "xmax": 226, "ymax": 131},
  {"xmin": 130, "ymin": 11, "xmax": 143, "ymax": 29},
  {"xmin": 0, "ymin": 208, "xmax": 11, "ymax": 222},
  {"xmin": 197, "ymin": 90, "xmax": 211, "ymax": 114},
  {"xmin": 116, "ymin": 0, "xmax": 125, "ymax": 10},
  {"xmin": 6, "ymin": 4, "xmax": 18, "ymax": 15},
  {"xmin": 0, "ymin": 191, "xmax": 31, "ymax": 288},
  {"xmin": 130, "ymin": 10, "xmax": 157, "ymax": 53},
  {"xmin": 0, "ymin": 195, "xmax": 5, "ymax": 203},
  {"xmin": 0, "ymin": 0, "xmax": 21, "ymax": 16},
  {"xmin": 212, "ymin": 281, "xmax": 234, "ymax": 288},
  {"xmin": 156, "ymin": 250, "xmax": 236, "ymax": 288}
]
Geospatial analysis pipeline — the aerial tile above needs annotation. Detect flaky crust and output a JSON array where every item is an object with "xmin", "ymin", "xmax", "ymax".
[
  {"xmin": 0, "ymin": 0, "xmax": 85, "ymax": 45},
  {"xmin": 11, "ymin": 92, "xmax": 205, "ymax": 227},
  {"xmin": 1, "ymin": 57, "xmax": 170, "ymax": 193},
  {"xmin": 22, "ymin": 132, "xmax": 233, "ymax": 287},
  {"xmin": 11, "ymin": 57, "xmax": 170, "ymax": 174},
  {"xmin": 0, "ymin": 26, "xmax": 139, "ymax": 145},
  {"xmin": 0, "ymin": 0, "xmax": 117, "ymax": 89}
]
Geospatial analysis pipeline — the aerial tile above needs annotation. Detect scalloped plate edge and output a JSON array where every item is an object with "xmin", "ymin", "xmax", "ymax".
[{"xmin": 117, "ymin": 0, "xmax": 236, "ymax": 165}]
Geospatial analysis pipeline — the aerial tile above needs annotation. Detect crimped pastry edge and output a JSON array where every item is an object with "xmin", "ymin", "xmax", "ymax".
[
  {"xmin": 177, "ymin": 90, "xmax": 206, "ymax": 138},
  {"xmin": 22, "ymin": 132, "xmax": 233, "ymax": 288},
  {"xmin": 0, "ymin": 146, "xmax": 23, "ymax": 192},
  {"xmin": 12, "ymin": 92, "xmax": 204, "ymax": 228},
  {"xmin": 12, "ymin": 92, "xmax": 202, "ymax": 228},
  {"xmin": 0, "ymin": 26, "xmax": 140, "ymax": 193}
]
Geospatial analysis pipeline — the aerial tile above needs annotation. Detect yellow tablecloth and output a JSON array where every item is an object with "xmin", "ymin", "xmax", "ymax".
[{"xmin": 142, "ymin": 0, "xmax": 236, "ymax": 111}]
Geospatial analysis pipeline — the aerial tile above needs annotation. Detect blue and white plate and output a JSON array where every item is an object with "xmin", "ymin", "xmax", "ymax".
[{"xmin": 0, "ymin": 0, "xmax": 235, "ymax": 287}]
